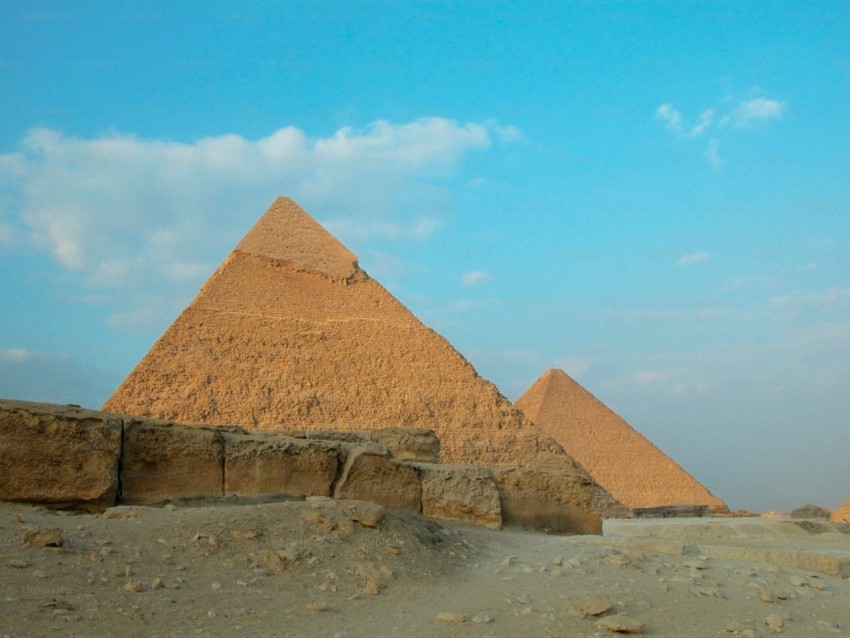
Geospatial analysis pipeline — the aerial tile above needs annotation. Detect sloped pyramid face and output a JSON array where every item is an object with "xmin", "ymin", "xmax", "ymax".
[
  {"xmin": 516, "ymin": 369, "xmax": 727, "ymax": 511},
  {"xmin": 832, "ymin": 498, "xmax": 850, "ymax": 523},
  {"xmin": 103, "ymin": 197, "xmax": 583, "ymax": 472}
]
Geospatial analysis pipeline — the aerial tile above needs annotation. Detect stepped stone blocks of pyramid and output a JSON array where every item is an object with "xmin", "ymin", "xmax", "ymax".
[
  {"xmin": 515, "ymin": 369, "xmax": 728, "ymax": 512},
  {"xmin": 104, "ymin": 197, "xmax": 585, "ymax": 473}
]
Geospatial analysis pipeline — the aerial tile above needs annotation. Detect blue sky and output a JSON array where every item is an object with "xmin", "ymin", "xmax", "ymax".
[{"xmin": 1, "ymin": 0, "xmax": 848, "ymax": 513}]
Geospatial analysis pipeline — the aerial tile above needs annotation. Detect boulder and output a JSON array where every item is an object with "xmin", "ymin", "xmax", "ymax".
[
  {"xmin": 333, "ymin": 446, "xmax": 421, "ymax": 512},
  {"xmin": 0, "ymin": 400, "xmax": 121, "ymax": 511},
  {"xmin": 491, "ymin": 466, "xmax": 602, "ymax": 535},
  {"xmin": 120, "ymin": 418, "xmax": 223, "ymax": 504},
  {"xmin": 415, "ymin": 463, "xmax": 501, "ymax": 529},
  {"xmin": 222, "ymin": 430, "xmax": 340, "ymax": 498},
  {"xmin": 336, "ymin": 500, "xmax": 386, "ymax": 527}
]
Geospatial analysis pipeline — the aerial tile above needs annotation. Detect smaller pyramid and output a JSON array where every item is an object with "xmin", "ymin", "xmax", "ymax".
[{"xmin": 516, "ymin": 369, "xmax": 727, "ymax": 511}]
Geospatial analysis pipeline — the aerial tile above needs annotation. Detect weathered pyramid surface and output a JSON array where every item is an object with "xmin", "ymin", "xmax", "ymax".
[
  {"xmin": 103, "ymin": 197, "xmax": 583, "ymax": 472},
  {"xmin": 516, "ymin": 369, "xmax": 727, "ymax": 511}
]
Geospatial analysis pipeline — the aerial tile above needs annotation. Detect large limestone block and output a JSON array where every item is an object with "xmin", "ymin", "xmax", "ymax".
[
  {"xmin": 291, "ymin": 428, "xmax": 440, "ymax": 463},
  {"xmin": 223, "ymin": 430, "xmax": 340, "ymax": 497},
  {"xmin": 415, "ymin": 463, "xmax": 501, "ymax": 529},
  {"xmin": 120, "ymin": 418, "xmax": 223, "ymax": 504},
  {"xmin": 333, "ymin": 447, "xmax": 421, "ymax": 512},
  {"xmin": 492, "ymin": 467, "xmax": 602, "ymax": 535},
  {"xmin": 361, "ymin": 428, "xmax": 440, "ymax": 462},
  {"xmin": 0, "ymin": 400, "xmax": 121, "ymax": 512}
]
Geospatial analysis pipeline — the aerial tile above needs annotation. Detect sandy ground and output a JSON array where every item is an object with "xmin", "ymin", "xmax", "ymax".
[{"xmin": 1, "ymin": 499, "xmax": 849, "ymax": 638}]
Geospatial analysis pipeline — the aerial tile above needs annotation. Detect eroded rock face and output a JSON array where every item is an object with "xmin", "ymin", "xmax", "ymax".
[
  {"xmin": 120, "ymin": 418, "xmax": 223, "ymax": 504},
  {"xmin": 492, "ymin": 466, "xmax": 602, "ymax": 535},
  {"xmin": 222, "ymin": 430, "xmax": 340, "ymax": 498},
  {"xmin": 0, "ymin": 400, "xmax": 121, "ymax": 511},
  {"xmin": 333, "ymin": 447, "xmax": 421, "ymax": 513},
  {"xmin": 416, "ymin": 463, "xmax": 502, "ymax": 529}
]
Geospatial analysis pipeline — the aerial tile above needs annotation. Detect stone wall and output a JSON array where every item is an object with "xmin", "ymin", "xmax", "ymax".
[{"xmin": 0, "ymin": 399, "xmax": 618, "ymax": 534}]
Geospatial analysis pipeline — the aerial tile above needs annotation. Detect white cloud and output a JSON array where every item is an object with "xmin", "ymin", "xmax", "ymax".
[
  {"xmin": 0, "ymin": 117, "xmax": 518, "ymax": 331},
  {"xmin": 494, "ymin": 124, "xmax": 526, "ymax": 144},
  {"xmin": 656, "ymin": 91, "xmax": 784, "ymax": 168},
  {"xmin": 689, "ymin": 109, "xmax": 715, "ymax": 137},
  {"xmin": 656, "ymin": 103, "xmax": 683, "ymax": 136},
  {"xmin": 461, "ymin": 270, "xmax": 493, "ymax": 285},
  {"xmin": 733, "ymin": 98, "xmax": 784, "ymax": 126},
  {"xmin": 676, "ymin": 251, "xmax": 712, "ymax": 267}
]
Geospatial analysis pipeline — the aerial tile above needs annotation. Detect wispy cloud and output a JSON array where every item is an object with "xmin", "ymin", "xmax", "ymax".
[
  {"xmin": 655, "ymin": 89, "xmax": 784, "ymax": 168},
  {"xmin": 676, "ymin": 250, "xmax": 712, "ymax": 267},
  {"xmin": 656, "ymin": 103, "xmax": 683, "ymax": 136},
  {"xmin": 0, "ymin": 348, "xmax": 33, "ymax": 363},
  {"xmin": 689, "ymin": 109, "xmax": 715, "ymax": 137},
  {"xmin": 461, "ymin": 270, "xmax": 493, "ymax": 285},
  {"xmin": 705, "ymin": 139, "xmax": 722, "ymax": 170}
]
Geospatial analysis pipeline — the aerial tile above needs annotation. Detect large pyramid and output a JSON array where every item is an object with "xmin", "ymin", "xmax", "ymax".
[
  {"xmin": 515, "ymin": 369, "xmax": 727, "ymax": 511},
  {"xmin": 104, "ymin": 197, "xmax": 582, "ymax": 472}
]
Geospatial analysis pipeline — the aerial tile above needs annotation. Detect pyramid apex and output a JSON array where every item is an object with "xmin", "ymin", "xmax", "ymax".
[{"xmin": 235, "ymin": 197, "xmax": 359, "ymax": 279}]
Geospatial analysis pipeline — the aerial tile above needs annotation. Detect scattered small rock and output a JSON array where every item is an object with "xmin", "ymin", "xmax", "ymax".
[
  {"xmin": 471, "ymin": 613, "xmax": 494, "ymax": 624},
  {"xmin": 578, "ymin": 593, "xmax": 612, "ymax": 616},
  {"xmin": 337, "ymin": 500, "xmax": 386, "ymax": 528},
  {"xmin": 788, "ymin": 575, "xmax": 806, "ymax": 587},
  {"xmin": 596, "ymin": 614, "xmax": 646, "ymax": 634},
  {"xmin": 123, "ymin": 580, "xmax": 145, "ymax": 593},
  {"xmin": 229, "ymin": 529, "xmax": 258, "ymax": 541},
  {"xmin": 307, "ymin": 601, "xmax": 328, "ymax": 612},
  {"xmin": 436, "ymin": 612, "xmax": 465, "ymax": 623},
  {"xmin": 8, "ymin": 558, "xmax": 28, "ymax": 568},
  {"xmin": 22, "ymin": 528, "xmax": 63, "ymax": 548},
  {"xmin": 765, "ymin": 613, "xmax": 783, "ymax": 631}
]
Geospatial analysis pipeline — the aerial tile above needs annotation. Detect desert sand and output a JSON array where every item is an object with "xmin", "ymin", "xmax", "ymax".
[{"xmin": 2, "ymin": 499, "xmax": 848, "ymax": 638}]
